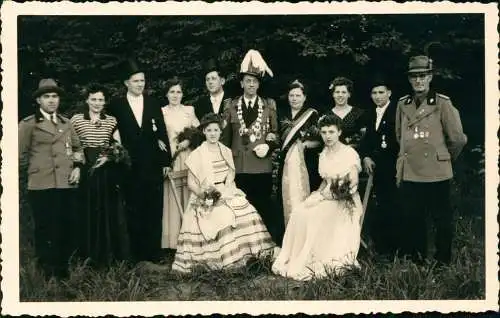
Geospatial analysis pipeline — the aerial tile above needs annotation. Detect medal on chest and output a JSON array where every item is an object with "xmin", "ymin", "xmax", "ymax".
[
  {"xmin": 381, "ymin": 134, "xmax": 387, "ymax": 149},
  {"xmin": 152, "ymin": 119, "xmax": 158, "ymax": 132},
  {"xmin": 65, "ymin": 136, "xmax": 72, "ymax": 156}
]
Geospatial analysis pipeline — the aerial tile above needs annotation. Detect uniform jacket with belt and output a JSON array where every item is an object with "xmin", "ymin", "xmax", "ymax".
[
  {"xmin": 359, "ymin": 101, "xmax": 399, "ymax": 178},
  {"xmin": 222, "ymin": 95, "xmax": 278, "ymax": 174},
  {"xmin": 395, "ymin": 91, "xmax": 467, "ymax": 183},
  {"xmin": 19, "ymin": 108, "xmax": 85, "ymax": 190}
]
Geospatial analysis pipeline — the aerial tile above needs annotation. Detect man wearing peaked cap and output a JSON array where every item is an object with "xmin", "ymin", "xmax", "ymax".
[
  {"xmin": 395, "ymin": 55, "xmax": 467, "ymax": 265},
  {"xmin": 19, "ymin": 78, "xmax": 85, "ymax": 279},
  {"xmin": 107, "ymin": 58, "xmax": 172, "ymax": 264},
  {"xmin": 222, "ymin": 49, "xmax": 284, "ymax": 245}
]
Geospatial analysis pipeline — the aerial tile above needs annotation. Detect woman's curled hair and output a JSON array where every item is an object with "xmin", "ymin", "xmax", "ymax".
[{"xmin": 318, "ymin": 114, "xmax": 343, "ymax": 131}]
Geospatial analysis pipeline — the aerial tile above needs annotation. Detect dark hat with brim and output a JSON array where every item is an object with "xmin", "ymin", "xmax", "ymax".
[
  {"xmin": 122, "ymin": 58, "xmax": 145, "ymax": 80},
  {"xmin": 407, "ymin": 55, "xmax": 433, "ymax": 74},
  {"xmin": 32, "ymin": 78, "xmax": 64, "ymax": 98},
  {"xmin": 204, "ymin": 58, "xmax": 226, "ymax": 77}
]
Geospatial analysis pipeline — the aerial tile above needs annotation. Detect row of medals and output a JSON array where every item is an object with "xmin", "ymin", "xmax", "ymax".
[{"xmin": 381, "ymin": 126, "xmax": 429, "ymax": 149}]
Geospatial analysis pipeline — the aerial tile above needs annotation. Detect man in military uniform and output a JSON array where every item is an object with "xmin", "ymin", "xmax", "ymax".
[
  {"xmin": 222, "ymin": 49, "xmax": 283, "ymax": 245},
  {"xmin": 395, "ymin": 56, "xmax": 467, "ymax": 265},
  {"xmin": 19, "ymin": 78, "xmax": 85, "ymax": 278}
]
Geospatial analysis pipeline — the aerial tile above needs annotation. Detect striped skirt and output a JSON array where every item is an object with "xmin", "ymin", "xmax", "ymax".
[{"xmin": 172, "ymin": 198, "xmax": 276, "ymax": 273}]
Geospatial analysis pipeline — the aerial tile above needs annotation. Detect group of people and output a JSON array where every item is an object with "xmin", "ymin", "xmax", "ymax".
[{"xmin": 19, "ymin": 49, "xmax": 467, "ymax": 281}]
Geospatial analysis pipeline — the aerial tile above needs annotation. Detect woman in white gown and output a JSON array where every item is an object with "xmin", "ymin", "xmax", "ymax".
[
  {"xmin": 161, "ymin": 77, "xmax": 200, "ymax": 249},
  {"xmin": 272, "ymin": 114, "xmax": 363, "ymax": 281}
]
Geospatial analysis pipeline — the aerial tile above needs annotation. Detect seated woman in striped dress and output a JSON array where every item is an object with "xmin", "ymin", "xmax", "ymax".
[{"xmin": 172, "ymin": 113, "xmax": 278, "ymax": 273}]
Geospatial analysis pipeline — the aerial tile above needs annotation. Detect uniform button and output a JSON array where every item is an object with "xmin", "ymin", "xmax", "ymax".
[
  {"xmin": 424, "ymin": 153, "xmax": 428, "ymax": 157},
  {"xmin": 404, "ymin": 152, "xmax": 408, "ymax": 156}
]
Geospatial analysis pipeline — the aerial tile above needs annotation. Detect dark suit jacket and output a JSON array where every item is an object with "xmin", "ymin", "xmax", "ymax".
[
  {"xmin": 194, "ymin": 93, "xmax": 232, "ymax": 121},
  {"xmin": 359, "ymin": 101, "xmax": 399, "ymax": 183},
  {"xmin": 108, "ymin": 95, "xmax": 172, "ymax": 181}
]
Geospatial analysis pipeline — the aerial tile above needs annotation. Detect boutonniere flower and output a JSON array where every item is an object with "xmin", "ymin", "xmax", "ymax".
[{"xmin": 152, "ymin": 119, "xmax": 158, "ymax": 132}]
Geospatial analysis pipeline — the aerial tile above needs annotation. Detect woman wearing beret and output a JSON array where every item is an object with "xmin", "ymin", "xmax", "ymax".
[
  {"xmin": 324, "ymin": 76, "xmax": 368, "ymax": 149},
  {"xmin": 70, "ymin": 84, "xmax": 130, "ymax": 266},
  {"xmin": 171, "ymin": 113, "xmax": 277, "ymax": 273},
  {"xmin": 275, "ymin": 80, "xmax": 321, "ymax": 226}
]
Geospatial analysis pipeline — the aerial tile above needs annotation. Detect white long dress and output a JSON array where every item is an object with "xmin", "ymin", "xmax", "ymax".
[
  {"xmin": 161, "ymin": 105, "xmax": 200, "ymax": 249},
  {"xmin": 272, "ymin": 143, "xmax": 363, "ymax": 281}
]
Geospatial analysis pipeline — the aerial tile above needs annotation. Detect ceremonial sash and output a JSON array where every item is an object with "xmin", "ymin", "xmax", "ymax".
[{"xmin": 281, "ymin": 108, "xmax": 318, "ymax": 151}]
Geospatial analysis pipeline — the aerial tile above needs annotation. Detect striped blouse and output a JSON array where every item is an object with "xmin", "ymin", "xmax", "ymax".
[{"xmin": 70, "ymin": 112, "xmax": 117, "ymax": 148}]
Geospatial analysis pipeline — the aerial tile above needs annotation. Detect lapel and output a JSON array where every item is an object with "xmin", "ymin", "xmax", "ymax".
[
  {"xmin": 52, "ymin": 116, "xmax": 70, "ymax": 142},
  {"xmin": 376, "ymin": 102, "xmax": 395, "ymax": 132},
  {"xmin": 141, "ymin": 97, "xmax": 151, "ymax": 133},
  {"xmin": 120, "ymin": 96, "xmax": 142, "ymax": 136},
  {"xmin": 34, "ymin": 108, "xmax": 57, "ymax": 135},
  {"xmin": 406, "ymin": 92, "xmax": 439, "ymax": 126},
  {"xmin": 239, "ymin": 95, "xmax": 266, "ymax": 127}
]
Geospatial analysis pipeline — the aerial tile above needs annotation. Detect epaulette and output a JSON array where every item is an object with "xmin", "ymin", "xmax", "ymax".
[
  {"xmin": 22, "ymin": 114, "xmax": 35, "ymax": 122},
  {"xmin": 436, "ymin": 93, "xmax": 450, "ymax": 100},
  {"xmin": 398, "ymin": 95, "xmax": 412, "ymax": 105}
]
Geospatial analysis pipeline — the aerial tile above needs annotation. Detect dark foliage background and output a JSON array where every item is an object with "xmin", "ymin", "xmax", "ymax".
[{"xmin": 18, "ymin": 14, "xmax": 484, "ymax": 146}]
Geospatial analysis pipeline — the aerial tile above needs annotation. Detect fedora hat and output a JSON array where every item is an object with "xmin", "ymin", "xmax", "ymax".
[
  {"xmin": 407, "ymin": 55, "xmax": 433, "ymax": 74},
  {"xmin": 32, "ymin": 78, "xmax": 64, "ymax": 98},
  {"xmin": 239, "ymin": 49, "xmax": 274, "ymax": 79}
]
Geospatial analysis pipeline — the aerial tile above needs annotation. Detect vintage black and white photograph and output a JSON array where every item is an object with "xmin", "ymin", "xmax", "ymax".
[{"xmin": 1, "ymin": 1, "xmax": 498, "ymax": 316}]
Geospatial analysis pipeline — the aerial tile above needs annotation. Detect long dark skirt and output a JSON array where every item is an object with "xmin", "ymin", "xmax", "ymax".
[{"xmin": 77, "ymin": 148, "xmax": 130, "ymax": 267}]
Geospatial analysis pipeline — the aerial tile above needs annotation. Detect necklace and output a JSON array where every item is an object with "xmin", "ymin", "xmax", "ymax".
[{"xmin": 236, "ymin": 97, "xmax": 264, "ymax": 143}]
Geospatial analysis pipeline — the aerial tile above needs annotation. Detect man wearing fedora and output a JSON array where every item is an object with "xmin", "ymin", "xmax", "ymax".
[
  {"xmin": 19, "ymin": 78, "xmax": 85, "ymax": 278},
  {"xmin": 395, "ymin": 55, "xmax": 467, "ymax": 265},
  {"xmin": 223, "ymin": 49, "xmax": 283, "ymax": 245},
  {"xmin": 195, "ymin": 58, "xmax": 232, "ymax": 123},
  {"xmin": 107, "ymin": 59, "xmax": 171, "ymax": 263}
]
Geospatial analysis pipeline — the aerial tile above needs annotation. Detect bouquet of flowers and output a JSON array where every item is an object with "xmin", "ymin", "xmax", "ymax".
[
  {"xmin": 191, "ymin": 185, "xmax": 223, "ymax": 217},
  {"xmin": 171, "ymin": 126, "xmax": 204, "ymax": 165},
  {"xmin": 330, "ymin": 174, "xmax": 356, "ymax": 215},
  {"xmin": 299, "ymin": 124, "xmax": 320, "ymax": 142},
  {"xmin": 89, "ymin": 142, "xmax": 131, "ymax": 175}
]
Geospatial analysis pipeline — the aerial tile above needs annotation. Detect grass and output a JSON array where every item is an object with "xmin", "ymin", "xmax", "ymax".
[
  {"xmin": 19, "ymin": 214, "xmax": 485, "ymax": 301},
  {"xmin": 18, "ymin": 147, "xmax": 486, "ymax": 301}
]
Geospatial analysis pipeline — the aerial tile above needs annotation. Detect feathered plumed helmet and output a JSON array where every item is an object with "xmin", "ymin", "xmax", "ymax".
[{"xmin": 239, "ymin": 49, "xmax": 274, "ymax": 79}]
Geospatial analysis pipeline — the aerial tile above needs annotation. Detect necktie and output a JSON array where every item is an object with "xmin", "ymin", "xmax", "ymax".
[
  {"xmin": 51, "ymin": 113, "xmax": 57, "ymax": 125},
  {"xmin": 247, "ymin": 100, "xmax": 252, "ymax": 109}
]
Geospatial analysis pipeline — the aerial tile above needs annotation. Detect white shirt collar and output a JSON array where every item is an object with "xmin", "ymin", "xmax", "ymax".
[
  {"xmin": 243, "ymin": 95, "xmax": 258, "ymax": 107},
  {"xmin": 376, "ymin": 101, "xmax": 390, "ymax": 114},
  {"xmin": 39, "ymin": 108, "xmax": 56, "ymax": 122},
  {"xmin": 210, "ymin": 91, "xmax": 224, "ymax": 113},
  {"xmin": 127, "ymin": 92, "xmax": 144, "ymax": 102}
]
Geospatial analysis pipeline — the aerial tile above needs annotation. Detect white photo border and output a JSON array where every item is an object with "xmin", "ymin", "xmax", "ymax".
[{"xmin": 1, "ymin": 1, "xmax": 498, "ymax": 315}]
